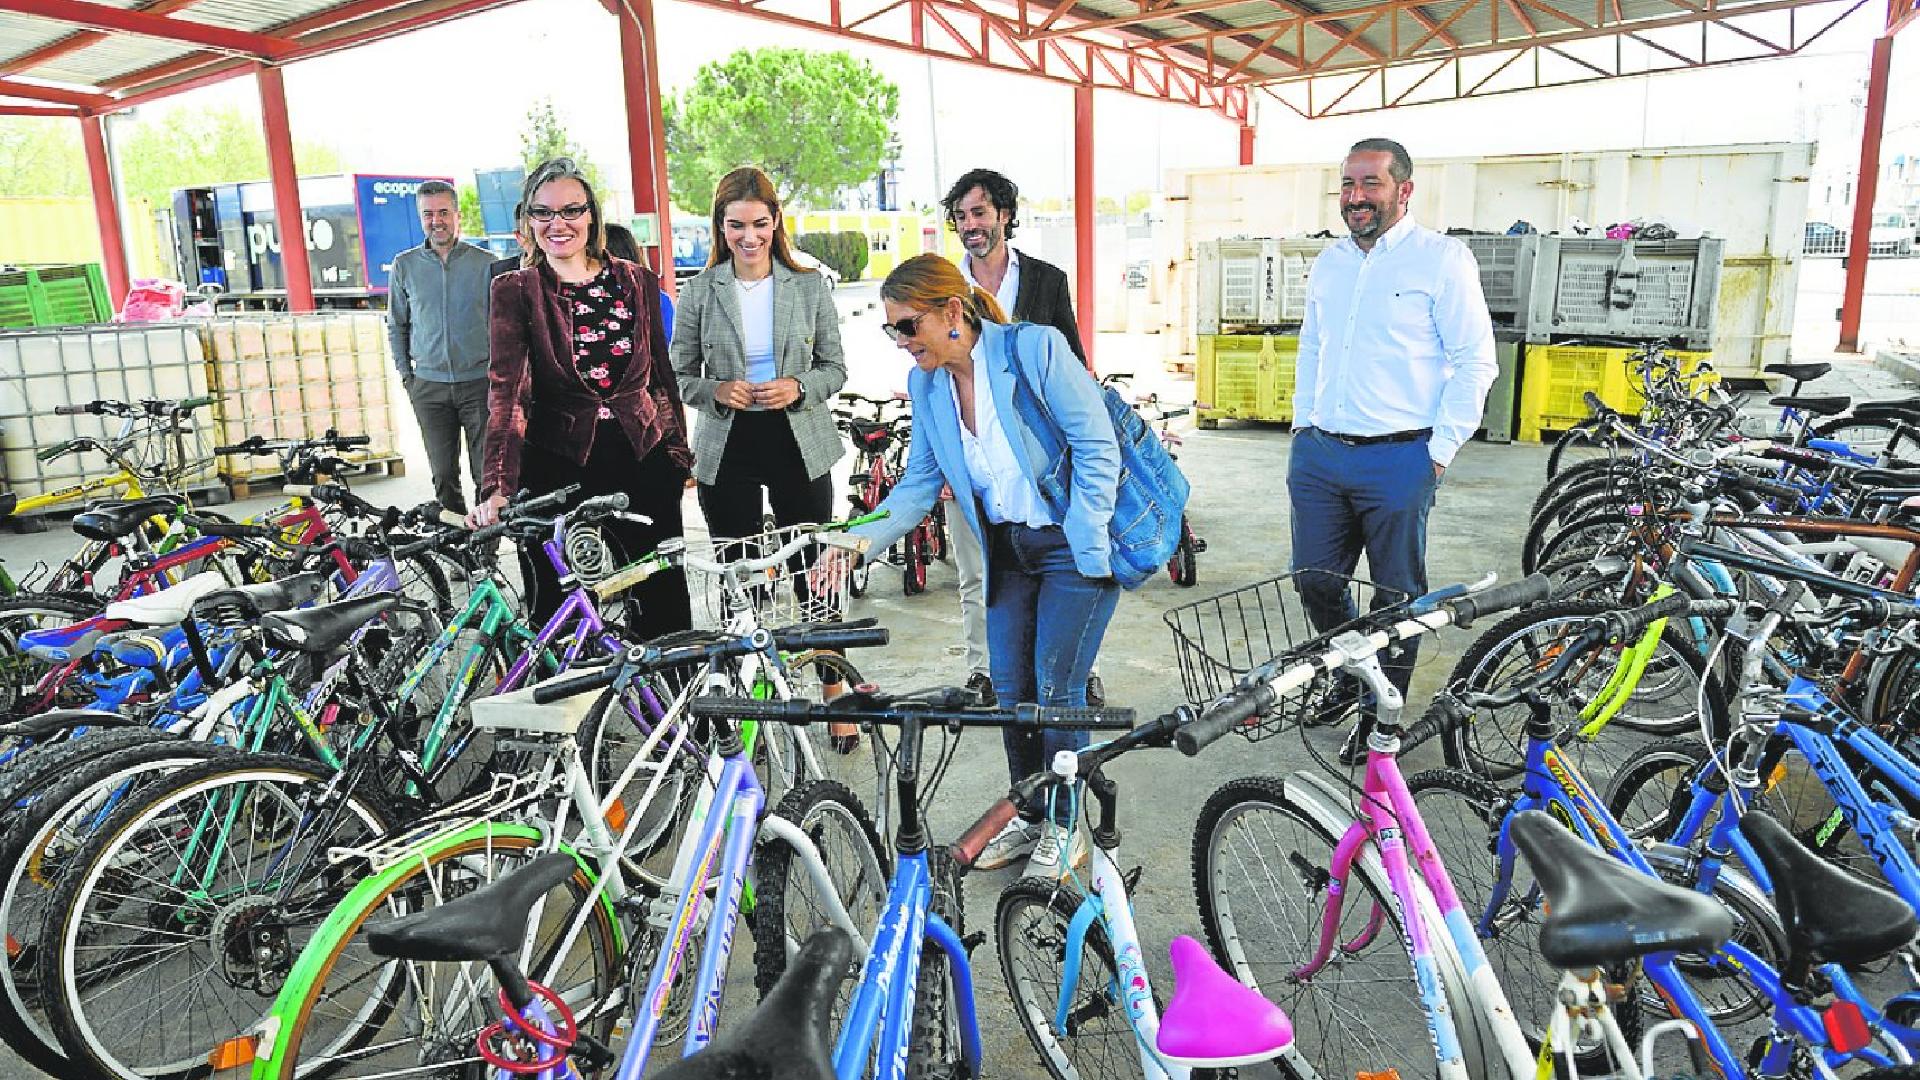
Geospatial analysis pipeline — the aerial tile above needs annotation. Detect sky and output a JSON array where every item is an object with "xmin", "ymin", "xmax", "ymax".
[{"xmin": 101, "ymin": 0, "xmax": 1920, "ymax": 211}]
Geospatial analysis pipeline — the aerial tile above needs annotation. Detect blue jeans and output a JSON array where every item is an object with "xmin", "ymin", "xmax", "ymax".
[
  {"xmin": 987, "ymin": 524, "xmax": 1120, "ymax": 822},
  {"xmin": 1286, "ymin": 427, "xmax": 1438, "ymax": 694}
]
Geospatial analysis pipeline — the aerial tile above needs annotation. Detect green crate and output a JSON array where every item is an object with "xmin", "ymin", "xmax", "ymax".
[{"xmin": 0, "ymin": 264, "xmax": 112, "ymax": 329}]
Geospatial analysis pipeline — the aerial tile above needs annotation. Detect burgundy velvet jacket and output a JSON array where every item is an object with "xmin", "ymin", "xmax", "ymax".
[{"xmin": 482, "ymin": 257, "xmax": 694, "ymax": 499}]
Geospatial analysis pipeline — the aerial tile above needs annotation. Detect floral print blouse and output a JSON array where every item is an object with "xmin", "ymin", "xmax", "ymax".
[{"xmin": 560, "ymin": 266, "xmax": 635, "ymax": 420}]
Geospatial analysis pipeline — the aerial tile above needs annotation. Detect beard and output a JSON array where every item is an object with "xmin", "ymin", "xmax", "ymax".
[
  {"xmin": 962, "ymin": 225, "xmax": 1000, "ymax": 257},
  {"xmin": 1343, "ymin": 201, "xmax": 1396, "ymax": 241}
]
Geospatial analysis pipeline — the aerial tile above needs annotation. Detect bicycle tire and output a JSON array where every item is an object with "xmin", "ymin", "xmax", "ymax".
[
  {"xmin": 1169, "ymin": 528, "xmax": 1198, "ymax": 587},
  {"xmin": 1439, "ymin": 600, "xmax": 1726, "ymax": 782},
  {"xmin": 41, "ymin": 753, "xmax": 396, "ymax": 1080},
  {"xmin": 903, "ymin": 529, "xmax": 928, "ymax": 596},
  {"xmin": 1406, "ymin": 767, "xmax": 1644, "ymax": 1071},
  {"xmin": 907, "ymin": 849, "xmax": 965, "ymax": 1080},
  {"xmin": 252, "ymin": 829, "xmax": 621, "ymax": 1080},
  {"xmin": 1529, "ymin": 457, "xmax": 1637, "ymax": 519},
  {"xmin": 0, "ymin": 726, "xmax": 176, "ymax": 815},
  {"xmin": 1545, "ymin": 420, "xmax": 1613, "ymax": 480},
  {"xmin": 749, "ymin": 778, "xmax": 889, "ymax": 1035},
  {"xmin": 1190, "ymin": 774, "xmax": 1479, "ymax": 1079},
  {"xmin": 1812, "ymin": 415, "xmax": 1920, "ymax": 464},
  {"xmin": 0, "ymin": 737, "xmax": 237, "ymax": 1075},
  {"xmin": 995, "ymin": 874, "xmax": 1163, "ymax": 1079},
  {"xmin": 1531, "ymin": 512, "xmax": 1651, "ymax": 578}
]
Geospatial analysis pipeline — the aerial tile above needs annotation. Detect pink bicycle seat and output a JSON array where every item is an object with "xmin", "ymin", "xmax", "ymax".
[{"xmin": 1156, "ymin": 935, "xmax": 1294, "ymax": 1068}]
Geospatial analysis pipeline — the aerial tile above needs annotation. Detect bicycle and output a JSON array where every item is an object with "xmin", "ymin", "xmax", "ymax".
[{"xmin": 834, "ymin": 392, "xmax": 946, "ymax": 597}]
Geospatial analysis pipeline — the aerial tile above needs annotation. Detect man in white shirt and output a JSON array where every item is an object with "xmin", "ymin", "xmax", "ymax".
[{"xmin": 1289, "ymin": 138, "xmax": 1498, "ymax": 760}]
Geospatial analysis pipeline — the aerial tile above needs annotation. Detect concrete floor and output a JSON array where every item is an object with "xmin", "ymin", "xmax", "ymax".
[{"xmin": 1, "ymin": 289, "xmax": 1915, "ymax": 1079}]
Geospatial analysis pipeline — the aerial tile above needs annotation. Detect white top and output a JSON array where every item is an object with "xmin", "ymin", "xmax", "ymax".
[
  {"xmin": 961, "ymin": 246, "xmax": 1021, "ymax": 320},
  {"xmin": 1292, "ymin": 214, "xmax": 1499, "ymax": 467},
  {"xmin": 950, "ymin": 339, "xmax": 1055, "ymax": 528},
  {"xmin": 736, "ymin": 277, "xmax": 777, "ymax": 407}
]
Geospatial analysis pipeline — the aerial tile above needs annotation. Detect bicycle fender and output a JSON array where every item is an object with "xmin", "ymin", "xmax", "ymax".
[{"xmin": 0, "ymin": 708, "xmax": 144, "ymax": 739}]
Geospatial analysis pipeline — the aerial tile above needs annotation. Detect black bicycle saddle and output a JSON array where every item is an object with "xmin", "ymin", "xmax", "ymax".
[{"xmin": 653, "ymin": 927, "xmax": 852, "ymax": 1080}]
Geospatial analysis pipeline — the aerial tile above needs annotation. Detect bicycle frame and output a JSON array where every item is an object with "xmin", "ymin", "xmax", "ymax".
[{"xmin": 1054, "ymin": 845, "xmax": 1186, "ymax": 1079}]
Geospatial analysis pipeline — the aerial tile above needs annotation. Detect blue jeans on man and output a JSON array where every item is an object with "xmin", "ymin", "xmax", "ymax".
[
  {"xmin": 986, "ymin": 523, "xmax": 1119, "ymax": 822},
  {"xmin": 1287, "ymin": 426, "xmax": 1438, "ymax": 696}
]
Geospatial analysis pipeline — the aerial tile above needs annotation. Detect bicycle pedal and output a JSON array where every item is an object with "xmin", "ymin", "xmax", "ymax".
[
  {"xmin": 1191, "ymin": 539, "xmax": 1209, "ymax": 553},
  {"xmin": 1122, "ymin": 865, "xmax": 1145, "ymax": 893},
  {"xmin": 961, "ymin": 930, "xmax": 987, "ymax": 956},
  {"xmin": 571, "ymin": 1033, "xmax": 617, "ymax": 1072}
]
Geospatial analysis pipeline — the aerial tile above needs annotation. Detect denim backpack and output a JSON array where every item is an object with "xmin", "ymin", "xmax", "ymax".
[{"xmin": 1001, "ymin": 324, "xmax": 1191, "ymax": 590}]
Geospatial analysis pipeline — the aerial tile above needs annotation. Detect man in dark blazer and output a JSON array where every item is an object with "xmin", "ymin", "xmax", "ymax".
[{"xmin": 939, "ymin": 167, "xmax": 1103, "ymax": 718}]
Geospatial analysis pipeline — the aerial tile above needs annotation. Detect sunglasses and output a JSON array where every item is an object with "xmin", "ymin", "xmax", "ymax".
[
  {"xmin": 882, "ymin": 312, "xmax": 930, "ymax": 343},
  {"xmin": 527, "ymin": 204, "xmax": 591, "ymax": 223}
]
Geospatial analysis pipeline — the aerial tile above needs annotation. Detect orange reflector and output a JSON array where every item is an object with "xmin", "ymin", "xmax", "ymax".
[
  {"xmin": 1357, "ymin": 1071, "xmax": 1402, "ymax": 1080},
  {"xmin": 605, "ymin": 798, "xmax": 629, "ymax": 833},
  {"xmin": 1766, "ymin": 763, "xmax": 1789, "ymax": 791},
  {"xmin": 209, "ymin": 1035, "xmax": 255, "ymax": 1070},
  {"xmin": 4, "ymin": 934, "xmax": 18, "ymax": 959}
]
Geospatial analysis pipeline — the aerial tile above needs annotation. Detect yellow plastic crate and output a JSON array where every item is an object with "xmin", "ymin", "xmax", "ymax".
[
  {"xmin": 1195, "ymin": 334, "xmax": 1299, "ymax": 428},
  {"xmin": 1516, "ymin": 344, "xmax": 1713, "ymax": 443}
]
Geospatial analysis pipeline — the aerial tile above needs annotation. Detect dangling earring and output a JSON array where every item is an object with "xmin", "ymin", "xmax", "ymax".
[{"xmin": 948, "ymin": 327, "xmax": 961, "ymax": 340}]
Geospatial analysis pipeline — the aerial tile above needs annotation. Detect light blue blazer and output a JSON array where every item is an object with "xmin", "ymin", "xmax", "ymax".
[{"xmin": 853, "ymin": 320, "xmax": 1120, "ymax": 581}]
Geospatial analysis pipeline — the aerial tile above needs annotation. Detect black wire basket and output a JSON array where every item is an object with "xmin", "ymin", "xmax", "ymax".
[{"xmin": 1163, "ymin": 569, "xmax": 1404, "ymax": 741}]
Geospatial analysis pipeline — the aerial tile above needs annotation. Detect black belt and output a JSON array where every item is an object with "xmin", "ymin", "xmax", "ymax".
[{"xmin": 1318, "ymin": 427, "xmax": 1432, "ymax": 446}]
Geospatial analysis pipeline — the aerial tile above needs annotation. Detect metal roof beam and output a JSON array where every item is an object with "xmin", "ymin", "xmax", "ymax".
[
  {"xmin": 0, "ymin": 0, "xmax": 298, "ymax": 57},
  {"xmin": 0, "ymin": 0, "xmax": 204, "ymax": 77},
  {"xmin": 0, "ymin": 73, "xmax": 110, "ymax": 106},
  {"xmin": 0, "ymin": 101, "xmax": 80, "ymax": 114}
]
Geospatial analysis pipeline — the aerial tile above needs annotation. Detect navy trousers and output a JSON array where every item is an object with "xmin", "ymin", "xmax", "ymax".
[{"xmin": 1286, "ymin": 427, "xmax": 1438, "ymax": 694}]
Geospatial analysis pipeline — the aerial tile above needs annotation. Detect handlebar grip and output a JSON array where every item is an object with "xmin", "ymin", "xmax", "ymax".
[
  {"xmin": 1600, "ymin": 592, "xmax": 1695, "ymax": 639},
  {"xmin": 1162, "ymin": 407, "xmax": 1190, "ymax": 419},
  {"xmin": 35, "ymin": 440, "xmax": 76, "ymax": 462},
  {"xmin": 1441, "ymin": 574, "xmax": 1551, "ymax": 629},
  {"xmin": 54, "ymin": 404, "xmax": 87, "ymax": 416},
  {"xmin": 1582, "ymin": 390, "xmax": 1609, "ymax": 414},
  {"xmin": 1011, "ymin": 704, "xmax": 1135, "ymax": 729},
  {"xmin": 950, "ymin": 799, "xmax": 1020, "ymax": 870},
  {"xmin": 503, "ymin": 485, "xmax": 578, "ymax": 521},
  {"xmin": 1175, "ymin": 688, "xmax": 1276, "ymax": 756},
  {"xmin": 178, "ymin": 395, "xmax": 216, "ymax": 411},
  {"xmin": 530, "ymin": 662, "xmax": 622, "ymax": 705},
  {"xmin": 573, "ymin": 493, "xmax": 631, "ymax": 519},
  {"xmin": 194, "ymin": 519, "xmax": 279, "ymax": 540},
  {"xmin": 688, "ymin": 696, "xmax": 817, "ymax": 722},
  {"xmin": 772, "ymin": 625, "xmax": 891, "ymax": 652},
  {"xmin": 333, "ymin": 434, "xmax": 371, "ymax": 448},
  {"xmin": 1724, "ymin": 471, "xmax": 1801, "ymax": 504}
]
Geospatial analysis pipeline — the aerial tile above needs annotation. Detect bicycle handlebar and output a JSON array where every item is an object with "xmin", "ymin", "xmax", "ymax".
[
  {"xmin": 1173, "ymin": 574, "xmax": 1551, "ymax": 756},
  {"xmin": 687, "ymin": 695, "xmax": 1135, "ymax": 731},
  {"xmin": 529, "ymin": 624, "xmax": 894, "ymax": 705}
]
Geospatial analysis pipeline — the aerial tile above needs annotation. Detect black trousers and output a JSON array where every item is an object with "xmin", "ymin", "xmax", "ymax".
[{"xmin": 516, "ymin": 426, "xmax": 693, "ymax": 642}]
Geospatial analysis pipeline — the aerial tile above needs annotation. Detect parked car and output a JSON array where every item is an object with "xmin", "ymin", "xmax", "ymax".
[{"xmin": 790, "ymin": 248, "xmax": 841, "ymax": 289}]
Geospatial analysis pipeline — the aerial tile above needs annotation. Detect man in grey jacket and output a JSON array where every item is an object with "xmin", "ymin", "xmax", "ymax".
[{"xmin": 388, "ymin": 179, "xmax": 494, "ymax": 514}]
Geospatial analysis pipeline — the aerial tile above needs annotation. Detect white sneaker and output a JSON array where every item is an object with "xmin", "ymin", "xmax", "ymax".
[
  {"xmin": 1024, "ymin": 822, "xmax": 1087, "ymax": 880},
  {"xmin": 972, "ymin": 817, "xmax": 1039, "ymax": 871}
]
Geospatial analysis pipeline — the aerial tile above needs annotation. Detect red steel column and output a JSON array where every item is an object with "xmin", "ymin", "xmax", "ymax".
[
  {"xmin": 1839, "ymin": 33, "xmax": 1895, "ymax": 353},
  {"xmin": 79, "ymin": 114, "xmax": 130, "ymax": 311},
  {"xmin": 1239, "ymin": 124, "xmax": 1255, "ymax": 166},
  {"xmin": 1074, "ymin": 83, "xmax": 1095, "ymax": 369},
  {"xmin": 618, "ymin": 0, "xmax": 673, "ymax": 287},
  {"xmin": 256, "ymin": 65, "xmax": 314, "ymax": 312}
]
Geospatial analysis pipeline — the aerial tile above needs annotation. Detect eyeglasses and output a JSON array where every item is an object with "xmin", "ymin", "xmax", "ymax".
[
  {"xmin": 527, "ymin": 204, "xmax": 591, "ymax": 223},
  {"xmin": 881, "ymin": 313, "xmax": 930, "ymax": 342}
]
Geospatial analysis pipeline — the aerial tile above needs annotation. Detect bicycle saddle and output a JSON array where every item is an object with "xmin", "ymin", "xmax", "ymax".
[
  {"xmin": 102, "ymin": 570, "xmax": 230, "ymax": 627},
  {"xmin": 848, "ymin": 419, "xmax": 893, "ymax": 447},
  {"xmin": 364, "ymin": 853, "xmax": 580, "ymax": 963},
  {"xmin": 192, "ymin": 572, "xmax": 327, "ymax": 625},
  {"xmin": 260, "ymin": 592, "xmax": 409, "ymax": 654},
  {"xmin": 1850, "ymin": 466, "xmax": 1920, "ymax": 489},
  {"xmin": 71, "ymin": 496, "xmax": 184, "ymax": 542},
  {"xmin": 1769, "ymin": 395, "xmax": 1850, "ymax": 418},
  {"xmin": 1510, "ymin": 810, "xmax": 1732, "ymax": 968},
  {"xmin": 653, "ymin": 928, "xmax": 851, "ymax": 1080},
  {"xmin": 1157, "ymin": 934, "xmax": 1294, "ymax": 1067},
  {"xmin": 1766, "ymin": 362, "xmax": 1832, "ymax": 385},
  {"xmin": 19, "ymin": 614, "xmax": 114, "ymax": 663},
  {"xmin": 1739, "ymin": 810, "xmax": 1917, "ymax": 968},
  {"xmin": 1850, "ymin": 398, "xmax": 1920, "ymax": 419}
]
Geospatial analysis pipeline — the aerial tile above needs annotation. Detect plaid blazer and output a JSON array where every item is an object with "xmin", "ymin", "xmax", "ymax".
[{"xmin": 670, "ymin": 259, "xmax": 848, "ymax": 485}]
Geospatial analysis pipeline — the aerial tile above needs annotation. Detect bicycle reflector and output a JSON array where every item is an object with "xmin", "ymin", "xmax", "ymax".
[{"xmin": 1823, "ymin": 999, "xmax": 1872, "ymax": 1055}]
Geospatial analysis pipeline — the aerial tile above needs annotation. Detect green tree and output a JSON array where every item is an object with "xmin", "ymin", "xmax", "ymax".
[
  {"xmin": 114, "ymin": 105, "xmax": 343, "ymax": 209},
  {"xmin": 665, "ymin": 48, "xmax": 899, "ymax": 214},
  {"xmin": 458, "ymin": 182, "xmax": 485, "ymax": 236},
  {"xmin": 519, "ymin": 99, "xmax": 603, "ymax": 193},
  {"xmin": 0, "ymin": 119, "xmax": 87, "ymax": 197}
]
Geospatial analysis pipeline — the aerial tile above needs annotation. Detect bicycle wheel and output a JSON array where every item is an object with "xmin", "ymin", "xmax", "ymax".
[
  {"xmin": 256, "ymin": 830, "xmax": 621, "ymax": 1080},
  {"xmin": 1529, "ymin": 457, "xmax": 1636, "ymax": 520},
  {"xmin": 996, "ymin": 874, "xmax": 1150, "ymax": 1079},
  {"xmin": 1439, "ymin": 601, "xmax": 1725, "ymax": 783},
  {"xmin": 1812, "ymin": 415, "xmax": 1920, "ymax": 464},
  {"xmin": 1191, "ymin": 775, "xmax": 1470, "ymax": 1079},
  {"xmin": 907, "ymin": 850, "xmax": 964, "ymax": 1080},
  {"xmin": 1406, "ymin": 768, "xmax": 1641, "ymax": 1070},
  {"xmin": 1545, "ymin": 419, "xmax": 1614, "ymax": 480},
  {"xmin": 574, "ymin": 682, "xmax": 702, "ymax": 885},
  {"xmin": 903, "ymin": 529, "xmax": 928, "ymax": 596},
  {"xmin": 1168, "ymin": 526, "xmax": 1198, "ymax": 588},
  {"xmin": 41, "ymin": 754, "xmax": 396, "ymax": 1080},
  {"xmin": 0, "ymin": 593, "xmax": 96, "ymax": 721},
  {"xmin": 751, "ymin": 779, "xmax": 888, "ymax": 1006},
  {"xmin": 0, "ymin": 737, "xmax": 236, "ymax": 1076}
]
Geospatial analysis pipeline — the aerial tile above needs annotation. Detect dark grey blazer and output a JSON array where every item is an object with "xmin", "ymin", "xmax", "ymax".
[
  {"xmin": 1009, "ymin": 250, "xmax": 1087, "ymax": 366},
  {"xmin": 669, "ymin": 259, "xmax": 848, "ymax": 485}
]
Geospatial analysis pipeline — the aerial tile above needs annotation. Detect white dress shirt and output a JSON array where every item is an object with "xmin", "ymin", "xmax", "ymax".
[
  {"xmin": 1293, "ymin": 214, "xmax": 1498, "ymax": 467},
  {"xmin": 961, "ymin": 246, "xmax": 1022, "ymax": 320},
  {"xmin": 736, "ymin": 278, "xmax": 777, "ymax": 408},
  {"xmin": 950, "ymin": 339, "xmax": 1055, "ymax": 528}
]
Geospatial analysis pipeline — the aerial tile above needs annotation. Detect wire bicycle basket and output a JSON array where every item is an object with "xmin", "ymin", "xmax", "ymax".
[
  {"xmin": 688, "ymin": 524, "xmax": 850, "ymax": 630},
  {"xmin": 1163, "ymin": 569, "xmax": 1403, "ymax": 741}
]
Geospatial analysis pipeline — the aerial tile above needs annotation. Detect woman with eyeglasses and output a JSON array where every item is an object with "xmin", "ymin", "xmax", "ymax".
[
  {"xmin": 814, "ymin": 253, "xmax": 1120, "ymax": 880},
  {"xmin": 474, "ymin": 157, "xmax": 695, "ymax": 639}
]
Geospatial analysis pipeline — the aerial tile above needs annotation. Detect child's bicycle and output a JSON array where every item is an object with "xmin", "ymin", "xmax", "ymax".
[{"xmin": 833, "ymin": 392, "xmax": 946, "ymax": 597}]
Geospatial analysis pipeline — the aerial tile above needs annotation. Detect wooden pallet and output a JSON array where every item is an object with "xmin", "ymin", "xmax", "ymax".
[{"xmin": 223, "ymin": 454, "xmax": 407, "ymax": 501}]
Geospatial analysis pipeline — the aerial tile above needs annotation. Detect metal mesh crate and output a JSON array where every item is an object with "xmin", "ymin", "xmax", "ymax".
[
  {"xmin": 1195, "ymin": 334, "xmax": 1299, "ymax": 428},
  {"xmin": 1526, "ymin": 237, "xmax": 1723, "ymax": 348},
  {"xmin": 1462, "ymin": 234, "xmax": 1539, "ymax": 323},
  {"xmin": 1163, "ymin": 570, "xmax": 1401, "ymax": 741},
  {"xmin": 0, "ymin": 264, "xmax": 112, "ymax": 329}
]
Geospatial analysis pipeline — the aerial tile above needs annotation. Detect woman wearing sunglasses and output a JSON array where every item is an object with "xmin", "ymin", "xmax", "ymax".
[
  {"xmin": 474, "ymin": 157, "xmax": 695, "ymax": 638},
  {"xmin": 816, "ymin": 253, "xmax": 1120, "ymax": 880}
]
